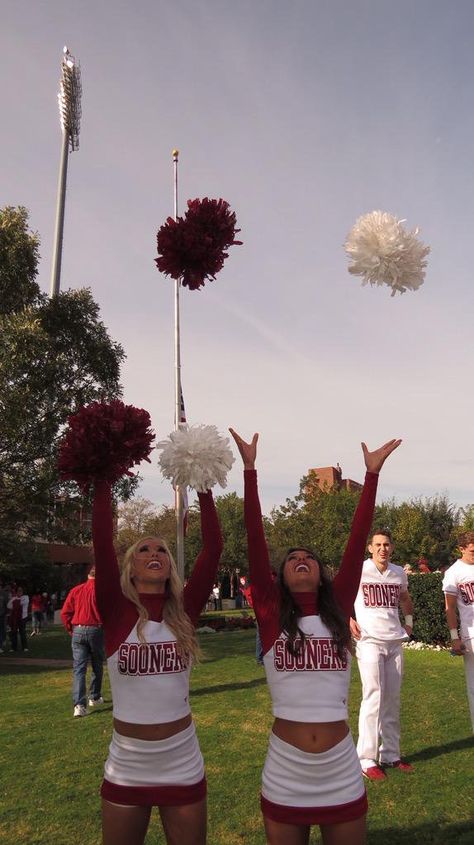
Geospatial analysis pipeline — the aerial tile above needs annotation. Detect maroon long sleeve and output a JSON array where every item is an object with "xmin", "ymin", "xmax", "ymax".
[
  {"xmin": 92, "ymin": 482, "xmax": 223, "ymax": 654},
  {"xmin": 332, "ymin": 471, "xmax": 378, "ymax": 617},
  {"xmin": 243, "ymin": 468, "xmax": 379, "ymax": 653},
  {"xmin": 92, "ymin": 481, "xmax": 126, "ymax": 625},
  {"xmin": 183, "ymin": 490, "xmax": 223, "ymax": 625}
]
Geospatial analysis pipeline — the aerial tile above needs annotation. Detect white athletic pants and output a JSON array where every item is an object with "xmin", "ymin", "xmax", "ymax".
[
  {"xmin": 463, "ymin": 648, "xmax": 474, "ymax": 732},
  {"xmin": 355, "ymin": 639, "xmax": 403, "ymax": 767}
]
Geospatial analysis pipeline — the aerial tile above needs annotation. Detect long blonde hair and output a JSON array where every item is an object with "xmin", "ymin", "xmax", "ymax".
[{"xmin": 120, "ymin": 536, "xmax": 200, "ymax": 662}]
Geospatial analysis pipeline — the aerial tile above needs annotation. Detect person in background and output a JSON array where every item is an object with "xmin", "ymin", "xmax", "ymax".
[
  {"xmin": 8, "ymin": 586, "xmax": 29, "ymax": 652},
  {"xmin": 212, "ymin": 582, "xmax": 221, "ymax": 611},
  {"xmin": 351, "ymin": 530, "xmax": 415, "ymax": 780},
  {"xmin": 443, "ymin": 531, "xmax": 474, "ymax": 732},
  {"xmin": 417, "ymin": 557, "xmax": 431, "ymax": 574},
  {"xmin": 61, "ymin": 566, "xmax": 105, "ymax": 717},
  {"xmin": 30, "ymin": 590, "xmax": 45, "ymax": 636}
]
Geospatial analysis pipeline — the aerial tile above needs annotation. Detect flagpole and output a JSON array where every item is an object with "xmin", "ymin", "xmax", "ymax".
[{"xmin": 173, "ymin": 149, "xmax": 185, "ymax": 581}]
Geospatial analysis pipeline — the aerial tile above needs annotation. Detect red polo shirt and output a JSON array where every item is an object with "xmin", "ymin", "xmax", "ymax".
[{"xmin": 60, "ymin": 578, "xmax": 102, "ymax": 633}]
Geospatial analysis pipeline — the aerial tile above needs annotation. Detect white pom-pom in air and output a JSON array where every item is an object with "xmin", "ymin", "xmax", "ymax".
[
  {"xmin": 158, "ymin": 425, "xmax": 235, "ymax": 492},
  {"xmin": 345, "ymin": 211, "xmax": 430, "ymax": 296}
]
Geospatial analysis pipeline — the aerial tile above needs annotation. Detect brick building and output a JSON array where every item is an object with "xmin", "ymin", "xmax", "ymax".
[{"xmin": 307, "ymin": 463, "xmax": 362, "ymax": 494}]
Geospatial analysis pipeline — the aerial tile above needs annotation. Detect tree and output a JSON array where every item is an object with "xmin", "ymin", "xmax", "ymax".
[
  {"xmin": 266, "ymin": 478, "xmax": 361, "ymax": 572},
  {"xmin": 0, "ymin": 206, "xmax": 42, "ymax": 314},
  {"xmin": 374, "ymin": 495, "xmax": 459, "ymax": 568},
  {"xmin": 0, "ymin": 206, "xmax": 125, "ymax": 579},
  {"xmin": 458, "ymin": 504, "xmax": 474, "ymax": 532},
  {"xmin": 116, "ymin": 499, "xmax": 179, "ymax": 559}
]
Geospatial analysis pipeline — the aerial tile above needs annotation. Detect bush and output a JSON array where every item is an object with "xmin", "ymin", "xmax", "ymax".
[{"xmin": 408, "ymin": 573, "xmax": 449, "ymax": 645}]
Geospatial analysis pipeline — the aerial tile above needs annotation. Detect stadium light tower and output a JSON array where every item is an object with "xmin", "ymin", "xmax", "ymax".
[{"xmin": 50, "ymin": 46, "xmax": 82, "ymax": 297}]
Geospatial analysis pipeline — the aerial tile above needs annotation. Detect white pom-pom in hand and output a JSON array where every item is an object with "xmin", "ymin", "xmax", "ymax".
[
  {"xmin": 345, "ymin": 210, "xmax": 430, "ymax": 296},
  {"xmin": 157, "ymin": 425, "xmax": 235, "ymax": 492}
]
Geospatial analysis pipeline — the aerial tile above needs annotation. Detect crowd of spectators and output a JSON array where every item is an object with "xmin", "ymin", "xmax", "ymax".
[{"xmin": 0, "ymin": 579, "xmax": 56, "ymax": 653}]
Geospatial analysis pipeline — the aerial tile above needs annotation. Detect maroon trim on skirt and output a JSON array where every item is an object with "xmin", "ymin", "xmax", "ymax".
[
  {"xmin": 101, "ymin": 776, "xmax": 207, "ymax": 807},
  {"xmin": 261, "ymin": 790, "xmax": 367, "ymax": 825}
]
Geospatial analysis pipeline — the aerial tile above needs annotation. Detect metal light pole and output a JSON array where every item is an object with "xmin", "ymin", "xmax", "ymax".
[
  {"xmin": 50, "ymin": 46, "xmax": 82, "ymax": 298},
  {"xmin": 173, "ymin": 149, "xmax": 185, "ymax": 580}
]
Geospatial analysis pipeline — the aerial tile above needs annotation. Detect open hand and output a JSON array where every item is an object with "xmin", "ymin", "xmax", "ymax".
[
  {"xmin": 350, "ymin": 618, "xmax": 362, "ymax": 641},
  {"xmin": 361, "ymin": 439, "xmax": 402, "ymax": 474},
  {"xmin": 229, "ymin": 428, "xmax": 258, "ymax": 470},
  {"xmin": 451, "ymin": 638, "xmax": 466, "ymax": 656}
]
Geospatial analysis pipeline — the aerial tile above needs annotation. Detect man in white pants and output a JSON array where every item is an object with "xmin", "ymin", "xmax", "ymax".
[
  {"xmin": 442, "ymin": 531, "xmax": 474, "ymax": 733},
  {"xmin": 351, "ymin": 529, "xmax": 414, "ymax": 781}
]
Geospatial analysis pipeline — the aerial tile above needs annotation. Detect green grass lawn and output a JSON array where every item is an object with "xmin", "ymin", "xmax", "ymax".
[{"xmin": 0, "ymin": 628, "xmax": 472, "ymax": 845}]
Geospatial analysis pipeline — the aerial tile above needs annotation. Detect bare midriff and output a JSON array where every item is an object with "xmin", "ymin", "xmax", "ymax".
[
  {"xmin": 273, "ymin": 717, "xmax": 349, "ymax": 753},
  {"xmin": 114, "ymin": 712, "xmax": 192, "ymax": 741}
]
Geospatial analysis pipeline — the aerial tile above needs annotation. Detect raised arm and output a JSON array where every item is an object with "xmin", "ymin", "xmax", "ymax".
[
  {"xmin": 229, "ymin": 429, "xmax": 278, "ymax": 605},
  {"xmin": 334, "ymin": 439, "xmax": 402, "ymax": 617},
  {"xmin": 92, "ymin": 480, "xmax": 125, "ymax": 622},
  {"xmin": 184, "ymin": 490, "xmax": 223, "ymax": 625}
]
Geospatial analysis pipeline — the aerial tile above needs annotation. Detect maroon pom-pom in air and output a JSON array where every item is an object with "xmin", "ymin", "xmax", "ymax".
[
  {"xmin": 156, "ymin": 197, "xmax": 242, "ymax": 290},
  {"xmin": 58, "ymin": 400, "xmax": 155, "ymax": 491}
]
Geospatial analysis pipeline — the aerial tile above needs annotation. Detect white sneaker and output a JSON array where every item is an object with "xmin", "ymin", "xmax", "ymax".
[
  {"xmin": 88, "ymin": 696, "xmax": 104, "ymax": 707},
  {"xmin": 73, "ymin": 704, "xmax": 87, "ymax": 717}
]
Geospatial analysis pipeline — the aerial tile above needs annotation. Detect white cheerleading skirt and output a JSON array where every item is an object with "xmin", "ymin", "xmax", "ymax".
[
  {"xmin": 101, "ymin": 723, "xmax": 206, "ymax": 807},
  {"xmin": 261, "ymin": 731, "xmax": 367, "ymax": 825}
]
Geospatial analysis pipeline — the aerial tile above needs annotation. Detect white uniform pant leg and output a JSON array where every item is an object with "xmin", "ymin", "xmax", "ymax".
[
  {"xmin": 378, "ymin": 642, "xmax": 403, "ymax": 764},
  {"xmin": 356, "ymin": 641, "xmax": 384, "ymax": 768},
  {"xmin": 463, "ymin": 647, "xmax": 474, "ymax": 732}
]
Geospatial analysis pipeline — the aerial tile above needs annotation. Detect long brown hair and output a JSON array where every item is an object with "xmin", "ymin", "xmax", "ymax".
[
  {"xmin": 278, "ymin": 547, "xmax": 350, "ymax": 660},
  {"xmin": 121, "ymin": 536, "xmax": 200, "ymax": 662}
]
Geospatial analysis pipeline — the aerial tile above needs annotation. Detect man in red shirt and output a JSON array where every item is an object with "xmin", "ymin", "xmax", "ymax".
[
  {"xmin": 30, "ymin": 591, "xmax": 45, "ymax": 635},
  {"xmin": 61, "ymin": 566, "xmax": 104, "ymax": 717}
]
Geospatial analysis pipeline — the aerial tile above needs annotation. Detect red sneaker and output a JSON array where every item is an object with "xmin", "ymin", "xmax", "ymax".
[
  {"xmin": 362, "ymin": 765, "xmax": 386, "ymax": 781},
  {"xmin": 382, "ymin": 759, "xmax": 414, "ymax": 773}
]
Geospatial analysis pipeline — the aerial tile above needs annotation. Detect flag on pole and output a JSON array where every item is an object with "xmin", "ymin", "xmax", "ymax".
[{"xmin": 178, "ymin": 384, "xmax": 189, "ymax": 535}]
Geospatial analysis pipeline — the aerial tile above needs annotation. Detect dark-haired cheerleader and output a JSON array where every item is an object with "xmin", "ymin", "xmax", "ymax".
[{"xmin": 230, "ymin": 429, "xmax": 400, "ymax": 845}]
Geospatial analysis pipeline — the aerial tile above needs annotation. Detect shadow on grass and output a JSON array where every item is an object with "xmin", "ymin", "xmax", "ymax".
[
  {"xmin": 368, "ymin": 820, "xmax": 473, "ymax": 845},
  {"xmin": 408, "ymin": 735, "xmax": 474, "ymax": 762},
  {"xmin": 191, "ymin": 677, "xmax": 267, "ymax": 697},
  {"xmin": 0, "ymin": 663, "xmax": 71, "ymax": 676}
]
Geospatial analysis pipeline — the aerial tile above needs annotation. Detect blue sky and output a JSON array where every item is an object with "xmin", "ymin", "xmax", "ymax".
[{"xmin": 2, "ymin": 1, "xmax": 474, "ymax": 513}]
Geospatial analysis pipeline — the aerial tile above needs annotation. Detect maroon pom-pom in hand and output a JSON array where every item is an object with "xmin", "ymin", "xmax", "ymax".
[
  {"xmin": 156, "ymin": 197, "xmax": 242, "ymax": 290},
  {"xmin": 58, "ymin": 401, "xmax": 155, "ymax": 491}
]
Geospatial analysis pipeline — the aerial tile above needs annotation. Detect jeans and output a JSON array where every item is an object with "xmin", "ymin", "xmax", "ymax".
[
  {"xmin": 32, "ymin": 610, "xmax": 43, "ymax": 632},
  {"xmin": 71, "ymin": 626, "xmax": 105, "ymax": 707},
  {"xmin": 10, "ymin": 618, "xmax": 28, "ymax": 651}
]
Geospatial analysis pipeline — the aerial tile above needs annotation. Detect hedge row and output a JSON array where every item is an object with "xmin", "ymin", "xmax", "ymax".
[
  {"xmin": 407, "ymin": 573, "xmax": 449, "ymax": 645},
  {"xmin": 198, "ymin": 615, "xmax": 256, "ymax": 632},
  {"xmin": 198, "ymin": 575, "xmax": 450, "ymax": 643}
]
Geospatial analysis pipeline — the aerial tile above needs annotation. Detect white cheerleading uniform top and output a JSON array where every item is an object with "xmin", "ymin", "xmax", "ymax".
[
  {"xmin": 244, "ymin": 469, "xmax": 379, "ymax": 724},
  {"xmin": 354, "ymin": 559, "xmax": 408, "ymax": 642},
  {"xmin": 92, "ymin": 482, "xmax": 223, "ymax": 726},
  {"xmin": 107, "ymin": 619, "xmax": 192, "ymax": 724},
  {"xmin": 443, "ymin": 560, "xmax": 474, "ymax": 644},
  {"xmin": 264, "ymin": 614, "xmax": 351, "ymax": 722}
]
